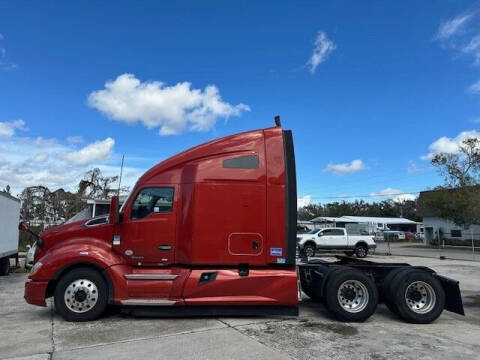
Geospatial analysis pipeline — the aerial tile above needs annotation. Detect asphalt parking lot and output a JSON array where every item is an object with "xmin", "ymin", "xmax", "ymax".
[{"xmin": 1, "ymin": 254, "xmax": 480, "ymax": 360}]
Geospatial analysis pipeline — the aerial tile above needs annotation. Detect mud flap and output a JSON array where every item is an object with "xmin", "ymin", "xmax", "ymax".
[{"xmin": 435, "ymin": 274, "xmax": 465, "ymax": 315}]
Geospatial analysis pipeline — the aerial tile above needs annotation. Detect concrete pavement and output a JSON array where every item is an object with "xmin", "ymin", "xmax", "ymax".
[
  {"xmin": 375, "ymin": 241, "xmax": 480, "ymax": 262},
  {"xmin": 1, "ymin": 254, "xmax": 480, "ymax": 360}
]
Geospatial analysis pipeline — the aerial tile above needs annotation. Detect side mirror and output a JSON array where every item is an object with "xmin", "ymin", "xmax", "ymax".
[
  {"xmin": 19, "ymin": 221, "xmax": 30, "ymax": 232},
  {"xmin": 109, "ymin": 196, "xmax": 119, "ymax": 224},
  {"xmin": 18, "ymin": 221, "xmax": 44, "ymax": 247}
]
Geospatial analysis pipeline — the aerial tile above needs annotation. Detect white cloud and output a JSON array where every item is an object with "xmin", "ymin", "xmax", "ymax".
[
  {"xmin": 324, "ymin": 159, "xmax": 365, "ymax": 175},
  {"xmin": 66, "ymin": 136, "xmax": 84, "ymax": 144},
  {"xmin": 0, "ymin": 34, "xmax": 17, "ymax": 70},
  {"xmin": 31, "ymin": 153, "xmax": 48, "ymax": 163},
  {"xmin": 468, "ymin": 79, "xmax": 480, "ymax": 93},
  {"xmin": 35, "ymin": 136, "xmax": 57, "ymax": 147},
  {"xmin": 421, "ymin": 130, "xmax": 480, "ymax": 159},
  {"xmin": 0, "ymin": 120, "xmax": 26, "ymax": 137},
  {"xmin": 370, "ymin": 188, "xmax": 416, "ymax": 203},
  {"xmin": 307, "ymin": 31, "xmax": 336, "ymax": 73},
  {"xmin": 64, "ymin": 138, "xmax": 115, "ymax": 166},
  {"xmin": 435, "ymin": 10, "xmax": 480, "ymax": 68},
  {"xmin": 0, "ymin": 120, "xmax": 128, "ymax": 194},
  {"xmin": 297, "ymin": 195, "xmax": 312, "ymax": 208},
  {"xmin": 461, "ymin": 34, "xmax": 480, "ymax": 65},
  {"xmin": 435, "ymin": 13, "xmax": 473, "ymax": 40},
  {"xmin": 88, "ymin": 74, "xmax": 250, "ymax": 135}
]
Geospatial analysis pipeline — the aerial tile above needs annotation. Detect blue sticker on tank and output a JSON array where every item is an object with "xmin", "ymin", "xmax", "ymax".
[{"xmin": 270, "ymin": 247, "xmax": 283, "ymax": 256}]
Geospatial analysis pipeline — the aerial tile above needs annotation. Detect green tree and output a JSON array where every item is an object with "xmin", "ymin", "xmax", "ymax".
[{"xmin": 421, "ymin": 137, "xmax": 480, "ymax": 227}]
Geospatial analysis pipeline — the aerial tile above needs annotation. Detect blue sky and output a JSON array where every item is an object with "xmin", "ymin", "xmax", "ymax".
[{"xmin": 1, "ymin": 1, "xmax": 480, "ymax": 205}]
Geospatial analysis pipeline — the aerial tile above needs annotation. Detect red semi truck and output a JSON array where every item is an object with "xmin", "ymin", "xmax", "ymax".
[{"xmin": 22, "ymin": 120, "xmax": 464, "ymax": 323}]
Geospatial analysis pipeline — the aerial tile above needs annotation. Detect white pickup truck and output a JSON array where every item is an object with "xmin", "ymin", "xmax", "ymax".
[{"xmin": 297, "ymin": 227, "xmax": 376, "ymax": 258}]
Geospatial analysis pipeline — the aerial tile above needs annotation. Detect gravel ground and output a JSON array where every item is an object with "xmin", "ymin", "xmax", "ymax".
[{"xmin": 1, "ymin": 253, "xmax": 479, "ymax": 360}]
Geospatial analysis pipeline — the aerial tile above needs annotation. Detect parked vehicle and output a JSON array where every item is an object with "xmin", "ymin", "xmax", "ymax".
[
  {"xmin": 0, "ymin": 192, "xmax": 20, "ymax": 276},
  {"xmin": 297, "ymin": 227, "xmax": 376, "ymax": 258},
  {"xmin": 21, "ymin": 120, "xmax": 464, "ymax": 324},
  {"xmin": 415, "ymin": 232, "xmax": 425, "ymax": 240},
  {"xmin": 404, "ymin": 232, "xmax": 416, "ymax": 241},
  {"xmin": 297, "ymin": 228, "xmax": 321, "ymax": 241},
  {"xmin": 384, "ymin": 230, "xmax": 405, "ymax": 241},
  {"xmin": 25, "ymin": 243, "xmax": 35, "ymax": 269},
  {"xmin": 373, "ymin": 231, "xmax": 385, "ymax": 242}
]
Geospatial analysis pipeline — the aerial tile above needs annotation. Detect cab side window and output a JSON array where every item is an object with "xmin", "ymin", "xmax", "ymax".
[{"xmin": 131, "ymin": 187, "xmax": 174, "ymax": 220}]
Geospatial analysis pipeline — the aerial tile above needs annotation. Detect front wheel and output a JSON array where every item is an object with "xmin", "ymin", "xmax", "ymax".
[
  {"xmin": 54, "ymin": 267, "xmax": 108, "ymax": 322},
  {"xmin": 324, "ymin": 269, "xmax": 378, "ymax": 322}
]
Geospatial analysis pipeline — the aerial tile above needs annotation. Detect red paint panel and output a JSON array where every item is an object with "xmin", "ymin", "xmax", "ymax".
[
  {"xmin": 183, "ymin": 269, "xmax": 298, "ymax": 306},
  {"xmin": 24, "ymin": 280, "xmax": 48, "ymax": 307},
  {"xmin": 189, "ymin": 182, "xmax": 266, "ymax": 265},
  {"xmin": 264, "ymin": 127, "xmax": 287, "ymax": 264},
  {"xmin": 228, "ymin": 233, "xmax": 263, "ymax": 256},
  {"xmin": 106, "ymin": 265, "xmax": 190, "ymax": 304}
]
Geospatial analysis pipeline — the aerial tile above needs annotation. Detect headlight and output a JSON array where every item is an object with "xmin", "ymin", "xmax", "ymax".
[{"xmin": 30, "ymin": 261, "xmax": 43, "ymax": 276}]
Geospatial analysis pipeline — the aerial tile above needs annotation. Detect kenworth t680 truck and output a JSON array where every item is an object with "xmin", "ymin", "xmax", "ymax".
[{"xmin": 22, "ymin": 119, "xmax": 464, "ymax": 323}]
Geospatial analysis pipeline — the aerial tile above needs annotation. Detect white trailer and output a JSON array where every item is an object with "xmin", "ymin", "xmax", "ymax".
[{"xmin": 0, "ymin": 192, "xmax": 20, "ymax": 275}]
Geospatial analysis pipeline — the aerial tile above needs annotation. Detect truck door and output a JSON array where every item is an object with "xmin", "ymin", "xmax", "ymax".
[
  {"xmin": 318, "ymin": 228, "xmax": 346, "ymax": 248},
  {"xmin": 118, "ymin": 186, "xmax": 177, "ymax": 266}
]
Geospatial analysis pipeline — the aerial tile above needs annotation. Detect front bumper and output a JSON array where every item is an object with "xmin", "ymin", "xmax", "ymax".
[
  {"xmin": 369, "ymin": 244, "xmax": 377, "ymax": 250},
  {"xmin": 24, "ymin": 279, "xmax": 48, "ymax": 307}
]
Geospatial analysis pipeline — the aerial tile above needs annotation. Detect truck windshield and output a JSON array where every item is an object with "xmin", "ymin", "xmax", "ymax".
[{"xmin": 307, "ymin": 229, "xmax": 321, "ymax": 235}]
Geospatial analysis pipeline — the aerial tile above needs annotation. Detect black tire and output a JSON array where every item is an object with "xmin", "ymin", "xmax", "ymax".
[
  {"xmin": 302, "ymin": 243, "xmax": 316, "ymax": 257},
  {"xmin": 380, "ymin": 267, "xmax": 413, "ymax": 315},
  {"xmin": 324, "ymin": 269, "xmax": 378, "ymax": 322},
  {"xmin": 0, "ymin": 257, "xmax": 10, "ymax": 276},
  {"xmin": 390, "ymin": 270, "xmax": 445, "ymax": 324},
  {"xmin": 344, "ymin": 251, "xmax": 354, "ymax": 257},
  {"xmin": 301, "ymin": 266, "xmax": 348, "ymax": 302},
  {"xmin": 355, "ymin": 244, "xmax": 368, "ymax": 258},
  {"xmin": 54, "ymin": 267, "xmax": 108, "ymax": 322}
]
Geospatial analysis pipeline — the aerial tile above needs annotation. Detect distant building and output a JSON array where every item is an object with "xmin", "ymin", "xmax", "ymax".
[
  {"xmin": 310, "ymin": 215, "xmax": 420, "ymax": 233},
  {"xmin": 418, "ymin": 189, "xmax": 479, "ymax": 246},
  {"xmin": 67, "ymin": 196, "xmax": 127, "ymax": 223}
]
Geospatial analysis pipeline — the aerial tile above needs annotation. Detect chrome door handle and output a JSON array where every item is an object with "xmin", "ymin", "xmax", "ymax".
[{"xmin": 158, "ymin": 245, "xmax": 172, "ymax": 251}]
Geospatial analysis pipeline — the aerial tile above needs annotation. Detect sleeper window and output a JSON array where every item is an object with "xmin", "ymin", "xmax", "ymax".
[{"xmin": 131, "ymin": 187, "xmax": 174, "ymax": 220}]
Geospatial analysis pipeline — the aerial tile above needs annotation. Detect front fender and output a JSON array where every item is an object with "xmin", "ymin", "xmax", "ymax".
[{"xmin": 31, "ymin": 238, "xmax": 125, "ymax": 281}]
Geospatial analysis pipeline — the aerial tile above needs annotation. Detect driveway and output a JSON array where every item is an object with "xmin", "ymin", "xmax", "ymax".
[
  {"xmin": 1, "ymin": 255, "xmax": 480, "ymax": 360},
  {"xmin": 375, "ymin": 241, "xmax": 480, "ymax": 262}
]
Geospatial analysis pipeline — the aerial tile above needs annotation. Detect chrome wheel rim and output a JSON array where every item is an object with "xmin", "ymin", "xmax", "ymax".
[
  {"xmin": 337, "ymin": 280, "xmax": 369, "ymax": 313},
  {"xmin": 64, "ymin": 279, "xmax": 98, "ymax": 313},
  {"xmin": 305, "ymin": 246, "xmax": 315, "ymax": 257},
  {"xmin": 405, "ymin": 281, "xmax": 436, "ymax": 314}
]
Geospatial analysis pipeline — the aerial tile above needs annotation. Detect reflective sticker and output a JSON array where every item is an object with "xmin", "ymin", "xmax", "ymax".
[{"xmin": 270, "ymin": 247, "xmax": 283, "ymax": 256}]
